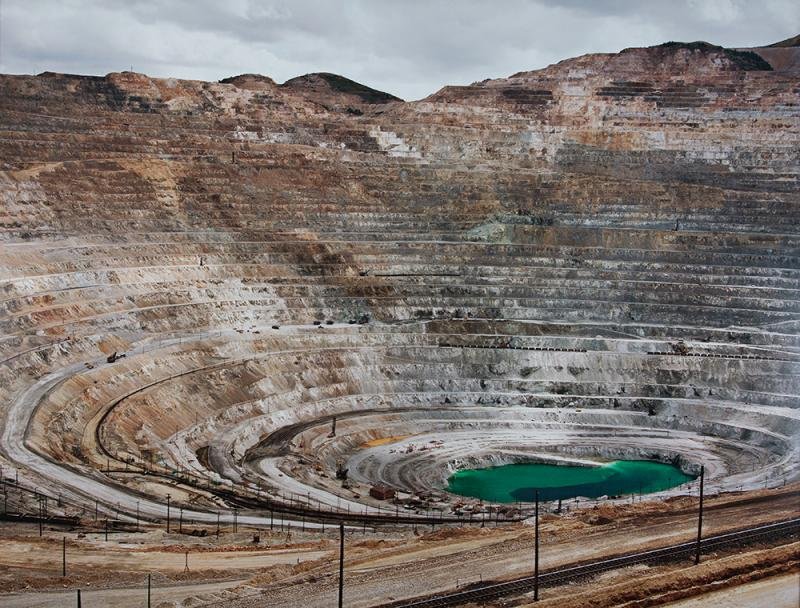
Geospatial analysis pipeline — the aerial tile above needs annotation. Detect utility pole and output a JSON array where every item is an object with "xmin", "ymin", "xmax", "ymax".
[
  {"xmin": 534, "ymin": 490, "xmax": 540, "ymax": 602},
  {"xmin": 147, "ymin": 573, "xmax": 152, "ymax": 607},
  {"xmin": 338, "ymin": 523, "xmax": 345, "ymax": 608},
  {"xmin": 62, "ymin": 536, "xmax": 66, "ymax": 577},
  {"xmin": 166, "ymin": 494, "xmax": 171, "ymax": 533},
  {"xmin": 695, "ymin": 465, "xmax": 705, "ymax": 565},
  {"xmin": 76, "ymin": 589, "xmax": 81, "ymax": 607}
]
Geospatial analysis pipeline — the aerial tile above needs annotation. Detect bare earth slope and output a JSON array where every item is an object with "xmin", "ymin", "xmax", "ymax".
[{"xmin": 0, "ymin": 40, "xmax": 798, "ymax": 607}]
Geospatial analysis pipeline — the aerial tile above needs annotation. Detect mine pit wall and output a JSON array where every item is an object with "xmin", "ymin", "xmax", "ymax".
[
  {"xmin": 1, "ymin": 41, "xmax": 799, "ymax": 517},
  {"xmin": 16, "ymin": 319, "xmax": 800, "ymax": 508}
]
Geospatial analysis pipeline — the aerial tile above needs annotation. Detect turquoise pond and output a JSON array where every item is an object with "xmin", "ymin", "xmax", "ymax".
[{"xmin": 446, "ymin": 460, "xmax": 696, "ymax": 503}]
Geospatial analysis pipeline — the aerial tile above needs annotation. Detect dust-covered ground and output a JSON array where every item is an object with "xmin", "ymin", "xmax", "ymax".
[
  {"xmin": 0, "ymin": 485, "xmax": 797, "ymax": 607},
  {"xmin": 509, "ymin": 543, "xmax": 799, "ymax": 608},
  {"xmin": 663, "ymin": 571, "xmax": 800, "ymax": 608}
]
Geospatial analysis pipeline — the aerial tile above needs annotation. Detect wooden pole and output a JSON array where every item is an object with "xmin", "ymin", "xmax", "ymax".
[
  {"xmin": 147, "ymin": 573, "xmax": 151, "ymax": 607},
  {"xmin": 695, "ymin": 465, "xmax": 705, "ymax": 565},
  {"xmin": 76, "ymin": 589, "xmax": 81, "ymax": 607},
  {"xmin": 338, "ymin": 523, "xmax": 345, "ymax": 608},
  {"xmin": 62, "ymin": 536, "xmax": 66, "ymax": 577},
  {"xmin": 534, "ymin": 490, "xmax": 539, "ymax": 601}
]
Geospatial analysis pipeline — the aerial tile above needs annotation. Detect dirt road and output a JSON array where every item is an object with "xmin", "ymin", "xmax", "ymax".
[
  {"xmin": 663, "ymin": 572, "xmax": 800, "ymax": 608},
  {"xmin": 221, "ymin": 489, "xmax": 800, "ymax": 607},
  {"xmin": 0, "ymin": 538, "xmax": 329, "ymax": 571},
  {"xmin": 1, "ymin": 488, "xmax": 796, "ymax": 608},
  {"xmin": 0, "ymin": 578, "xmax": 247, "ymax": 608}
]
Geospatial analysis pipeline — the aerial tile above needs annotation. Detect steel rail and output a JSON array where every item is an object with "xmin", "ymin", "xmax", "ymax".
[{"xmin": 388, "ymin": 517, "xmax": 800, "ymax": 608}]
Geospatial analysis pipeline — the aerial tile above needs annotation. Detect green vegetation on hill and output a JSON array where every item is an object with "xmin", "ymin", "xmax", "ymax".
[
  {"xmin": 283, "ymin": 72, "xmax": 402, "ymax": 103},
  {"xmin": 656, "ymin": 41, "xmax": 772, "ymax": 71}
]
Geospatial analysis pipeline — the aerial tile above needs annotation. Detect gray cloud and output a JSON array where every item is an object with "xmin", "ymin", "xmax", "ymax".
[{"xmin": 1, "ymin": 0, "xmax": 797, "ymax": 100}]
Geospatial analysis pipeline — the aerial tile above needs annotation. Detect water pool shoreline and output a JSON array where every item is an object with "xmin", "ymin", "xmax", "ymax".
[{"xmin": 446, "ymin": 460, "xmax": 697, "ymax": 503}]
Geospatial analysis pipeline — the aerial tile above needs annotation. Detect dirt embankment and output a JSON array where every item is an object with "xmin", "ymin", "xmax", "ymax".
[
  {"xmin": 1, "ymin": 486, "xmax": 798, "ymax": 605},
  {"xmin": 513, "ymin": 542, "xmax": 800, "ymax": 608}
]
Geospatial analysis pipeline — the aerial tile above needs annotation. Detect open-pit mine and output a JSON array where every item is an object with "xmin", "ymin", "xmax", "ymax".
[{"xmin": 0, "ymin": 37, "xmax": 799, "ymax": 608}]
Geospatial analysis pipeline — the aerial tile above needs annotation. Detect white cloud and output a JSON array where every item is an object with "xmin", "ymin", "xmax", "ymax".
[
  {"xmin": 0, "ymin": 0, "xmax": 796, "ymax": 100},
  {"xmin": 687, "ymin": 0, "xmax": 740, "ymax": 24}
]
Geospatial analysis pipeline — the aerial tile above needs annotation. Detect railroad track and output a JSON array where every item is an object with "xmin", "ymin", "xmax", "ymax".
[{"xmin": 386, "ymin": 517, "xmax": 800, "ymax": 608}]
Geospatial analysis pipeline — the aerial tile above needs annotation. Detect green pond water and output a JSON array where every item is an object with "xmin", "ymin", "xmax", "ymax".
[{"xmin": 446, "ymin": 460, "xmax": 695, "ymax": 503}]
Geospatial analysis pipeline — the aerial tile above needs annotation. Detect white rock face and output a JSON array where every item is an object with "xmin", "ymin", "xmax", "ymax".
[{"xmin": 370, "ymin": 127, "xmax": 423, "ymax": 158}]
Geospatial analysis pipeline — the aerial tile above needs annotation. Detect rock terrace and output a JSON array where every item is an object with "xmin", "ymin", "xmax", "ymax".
[{"xmin": 0, "ymin": 40, "xmax": 798, "ymax": 529}]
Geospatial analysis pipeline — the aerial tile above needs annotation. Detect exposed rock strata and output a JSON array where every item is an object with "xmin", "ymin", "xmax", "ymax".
[{"xmin": 0, "ymin": 40, "xmax": 798, "ymax": 522}]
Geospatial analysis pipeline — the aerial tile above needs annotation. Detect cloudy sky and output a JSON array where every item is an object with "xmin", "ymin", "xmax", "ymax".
[{"xmin": 1, "ymin": 0, "xmax": 797, "ymax": 100}]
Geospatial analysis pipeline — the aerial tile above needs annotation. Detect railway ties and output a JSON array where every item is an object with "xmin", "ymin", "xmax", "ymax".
[{"xmin": 388, "ymin": 518, "xmax": 800, "ymax": 608}]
